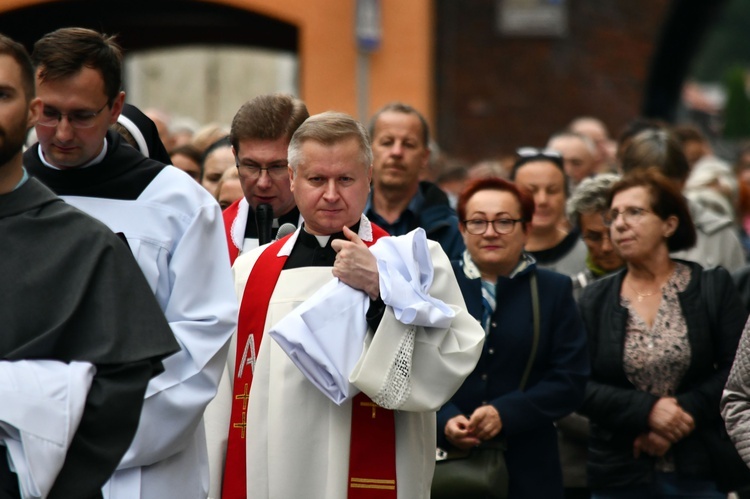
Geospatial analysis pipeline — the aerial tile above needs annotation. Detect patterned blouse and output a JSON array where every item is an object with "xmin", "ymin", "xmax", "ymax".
[
  {"xmin": 620, "ymin": 262, "xmax": 691, "ymax": 471},
  {"xmin": 621, "ymin": 263, "xmax": 691, "ymax": 397}
]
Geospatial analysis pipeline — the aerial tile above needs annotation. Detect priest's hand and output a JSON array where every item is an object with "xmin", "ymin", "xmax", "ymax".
[
  {"xmin": 445, "ymin": 415, "xmax": 481, "ymax": 450},
  {"xmin": 332, "ymin": 226, "xmax": 380, "ymax": 300}
]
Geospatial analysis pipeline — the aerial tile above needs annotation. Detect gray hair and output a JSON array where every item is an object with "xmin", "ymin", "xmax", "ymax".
[
  {"xmin": 547, "ymin": 130, "xmax": 597, "ymax": 157},
  {"xmin": 288, "ymin": 112, "xmax": 372, "ymax": 172},
  {"xmin": 566, "ymin": 173, "xmax": 621, "ymax": 228}
]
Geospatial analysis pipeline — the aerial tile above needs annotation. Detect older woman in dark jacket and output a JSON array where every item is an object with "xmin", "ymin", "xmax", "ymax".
[
  {"xmin": 578, "ymin": 169, "xmax": 748, "ymax": 497},
  {"xmin": 437, "ymin": 177, "xmax": 589, "ymax": 498}
]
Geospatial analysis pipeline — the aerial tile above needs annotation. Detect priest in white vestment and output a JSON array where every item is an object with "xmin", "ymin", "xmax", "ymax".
[{"xmin": 228, "ymin": 112, "xmax": 484, "ymax": 499}]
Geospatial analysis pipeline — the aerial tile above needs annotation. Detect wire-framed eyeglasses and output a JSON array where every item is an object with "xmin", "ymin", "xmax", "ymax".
[
  {"xmin": 463, "ymin": 218, "xmax": 523, "ymax": 235},
  {"xmin": 603, "ymin": 206, "xmax": 653, "ymax": 227},
  {"xmin": 236, "ymin": 163, "xmax": 289, "ymax": 180},
  {"xmin": 37, "ymin": 103, "xmax": 108, "ymax": 129}
]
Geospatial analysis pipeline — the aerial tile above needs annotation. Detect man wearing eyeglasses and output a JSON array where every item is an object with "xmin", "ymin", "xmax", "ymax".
[
  {"xmin": 222, "ymin": 93, "xmax": 309, "ymax": 265},
  {"xmin": 566, "ymin": 173, "xmax": 625, "ymax": 297},
  {"xmin": 23, "ymin": 27, "xmax": 238, "ymax": 499}
]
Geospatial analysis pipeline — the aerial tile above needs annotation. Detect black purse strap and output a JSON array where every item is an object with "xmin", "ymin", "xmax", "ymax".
[{"xmin": 519, "ymin": 271, "xmax": 540, "ymax": 391}]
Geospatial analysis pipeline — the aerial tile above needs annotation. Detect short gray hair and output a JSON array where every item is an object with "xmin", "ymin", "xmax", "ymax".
[
  {"xmin": 288, "ymin": 112, "xmax": 372, "ymax": 172},
  {"xmin": 566, "ymin": 173, "xmax": 621, "ymax": 228},
  {"xmin": 547, "ymin": 130, "xmax": 597, "ymax": 157}
]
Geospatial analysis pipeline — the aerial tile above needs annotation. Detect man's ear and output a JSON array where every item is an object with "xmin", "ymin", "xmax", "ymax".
[
  {"xmin": 27, "ymin": 97, "xmax": 42, "ymax": 129},
  {"xmin": 419, "ymin": 148, "xmax": 430, "ymax": 172},
  {"xmin": 109, "ymin": 91, "xmax": 126, "ymax": 124}
]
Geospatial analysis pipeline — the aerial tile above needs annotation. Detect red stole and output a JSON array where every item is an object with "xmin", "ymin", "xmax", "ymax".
[
  {"xmin": 222, "ymin": 223, "xmax": 397, "ymax": 499},
  {"xmin": 222, "ymin": 198, "xmax": 242, "ymax": 266},
  {"xmin": 345, "ymin": 224, "xmax": 397, "ymax": 499},
  {"xmin": 222, "ymin": 234, "xmax": 290, "ymax": 498}
]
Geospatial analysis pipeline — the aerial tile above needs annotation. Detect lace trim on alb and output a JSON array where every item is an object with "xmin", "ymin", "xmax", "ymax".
[{"xmin": 371, "ymin": 326, "xmax": 415, "ymax": 409}]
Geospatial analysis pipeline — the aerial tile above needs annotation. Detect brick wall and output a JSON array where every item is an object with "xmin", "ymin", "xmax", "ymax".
[{"xmin": 435, "ymin": 0, "xmax": 672, "ymax": 163}]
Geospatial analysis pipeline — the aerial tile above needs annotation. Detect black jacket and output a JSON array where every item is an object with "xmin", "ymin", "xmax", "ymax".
[{"xmin": 577, "ymin": 261, "xmax": 747, "ymax": 489}]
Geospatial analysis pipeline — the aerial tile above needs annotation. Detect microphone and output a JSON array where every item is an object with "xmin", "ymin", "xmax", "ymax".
[
  {"xmin": 276, "ymin": 223, "xmax": 297, "ymax": 240},
  {"xmin": 255, "ymin": 203, "xmax": 273, "ymax": 245}
]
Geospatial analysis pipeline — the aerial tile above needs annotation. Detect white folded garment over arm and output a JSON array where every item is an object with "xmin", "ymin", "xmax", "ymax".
[
  {"xmin": 269, "ymin": 228, "xmax": 472, "ymax": 406},
  {"xmin": 0, "ymin": 360, "xmax": 95, "ymax": 499}
]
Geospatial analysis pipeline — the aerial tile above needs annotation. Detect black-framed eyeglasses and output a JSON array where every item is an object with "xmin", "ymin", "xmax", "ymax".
[
  {"xmin": 236, "ymin": 162, "xmax": 289, "ymax": 180},
  {"xmin": 603, "ymin": 206, "xmax": 653, "ymax": 227},
  {"xmin": 37, "ymin": 103, "xmax": 109, "ymax": 129},
  {"xmin": 463, "ymin": 218, "xmax": 523, "ymax": 235}
]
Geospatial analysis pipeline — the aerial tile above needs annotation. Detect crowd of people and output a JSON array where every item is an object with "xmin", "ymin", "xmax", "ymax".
[{"xmin": 7, "ymin": 25, "xmax": 750, "ymax": 499}]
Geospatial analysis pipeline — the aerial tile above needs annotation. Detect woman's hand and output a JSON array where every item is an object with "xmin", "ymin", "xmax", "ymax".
[
  {"xmin": 445, "ymin": 415, "xmax": 481, "ymax": 450},
  {"xmin": 633, "ymin": 431, "xmax": 671, "ymax": 457},
  {"xmin": 648, "ymin": 397, "xmax": 695, "ymax": 442},
  {"xmin": 467, "ymin": 405, "xmax": 503, "ymax": 441}
]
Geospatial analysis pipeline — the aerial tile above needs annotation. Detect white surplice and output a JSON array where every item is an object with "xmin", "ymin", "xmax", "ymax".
[
  {"xmin": 269, "ymin": 228, "xmax": 456, "ymax": 406},
  {"xmin": 58, "ymin": 166, "xmax": 238, "ymax": 499},
  {"xmin": 0, "ymin": 360, "xmax": 95, "ymax": 499},
  {"xmin": 231, "ymin": 223, "xmax": 484, "ymax": 499}
]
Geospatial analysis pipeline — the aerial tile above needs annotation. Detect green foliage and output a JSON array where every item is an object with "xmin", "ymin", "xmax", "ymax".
[{"xmin": 690, "ymin": 0, "xmax": 750, "ymax": 82}]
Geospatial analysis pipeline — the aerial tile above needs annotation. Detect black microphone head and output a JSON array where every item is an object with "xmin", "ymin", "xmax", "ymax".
[
  {"xmin": 276, "ymin": 223, "xmax": 297, "ymax": 240},
  {"xmin": 255, "ymin": 203, "xmax": 273, "ymax": 245}
]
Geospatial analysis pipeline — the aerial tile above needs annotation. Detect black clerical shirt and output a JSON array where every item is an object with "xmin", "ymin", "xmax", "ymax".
[{"xmin": 283, "ymin": 223, "xmax": 385, "ymax": 329}]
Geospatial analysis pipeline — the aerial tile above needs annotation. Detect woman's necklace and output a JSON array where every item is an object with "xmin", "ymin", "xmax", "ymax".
[{"xmin": 626, "ymin": 279, "xmax": 660, "ymax": 302}]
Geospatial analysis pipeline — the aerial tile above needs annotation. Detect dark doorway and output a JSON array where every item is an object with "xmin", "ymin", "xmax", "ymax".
[{"xmin": 0, "ymin": 0, "xmax": 298, "ymax": 54}]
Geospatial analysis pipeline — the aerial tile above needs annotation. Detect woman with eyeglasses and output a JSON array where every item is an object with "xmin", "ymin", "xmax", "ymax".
[
  {"xmin": 435, "ymin": 177, "xmax": 589, "ymax": 498},
  {"xmin": 578, "ymin": 168, "xmax": 748, "ymax": 498}
]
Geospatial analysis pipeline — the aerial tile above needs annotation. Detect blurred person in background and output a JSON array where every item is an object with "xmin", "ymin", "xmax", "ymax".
[
  {"xmin": 169, "ymin": 115, "xmax": 199, "ymax": 150},
  {"xmin": 673, "ymin": 124, "xmax": 716, "ymax": 169},
  {"xmin": 169, "ymin": 143, "xmax": 202, "ymax": 182},
  {"xmin": 615, "ymin": 118, "xmax": 668, "ymax": 168},
  {"xmin": 547, "ymin": 131, "xmax": 598, "ymax": 192},
  {"xmin": 511, "ymin": 148, "xmax": 587, "ymax": 277},
  {"xmin": 685, "ymin": 158, "xmax": 739, "ymax": 222},
  {"xmin": 566, "ymin": 173, "xmax": 625, "ymax": 296},
  {"xmin": 143, "ymin": 107, "xmax": 174, "ymax": 152},
  {"xmin": 468, "ymin": 157, "xmax": 514, "ymax": 180},
  {"xmin": 201, "ymin": 136, "xmax": 234, "ymax": 196},
  {"xmin": 192, "ymin": 122, "xmax": 230, "ymax": 155},
  {"xmin": 559, "ymin": 173, "xmax": 623, "ymax": 499},
  {"xmin": 435, "ymin": 157, "xmax": 469, "ymax": 210},
  {"xmin": 568, "ymin": 116, "xmax": 617, "ymax": 174},
  {"xmin": 214, "ymin": 165, "xmax": 242, "ymax": 210}
]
